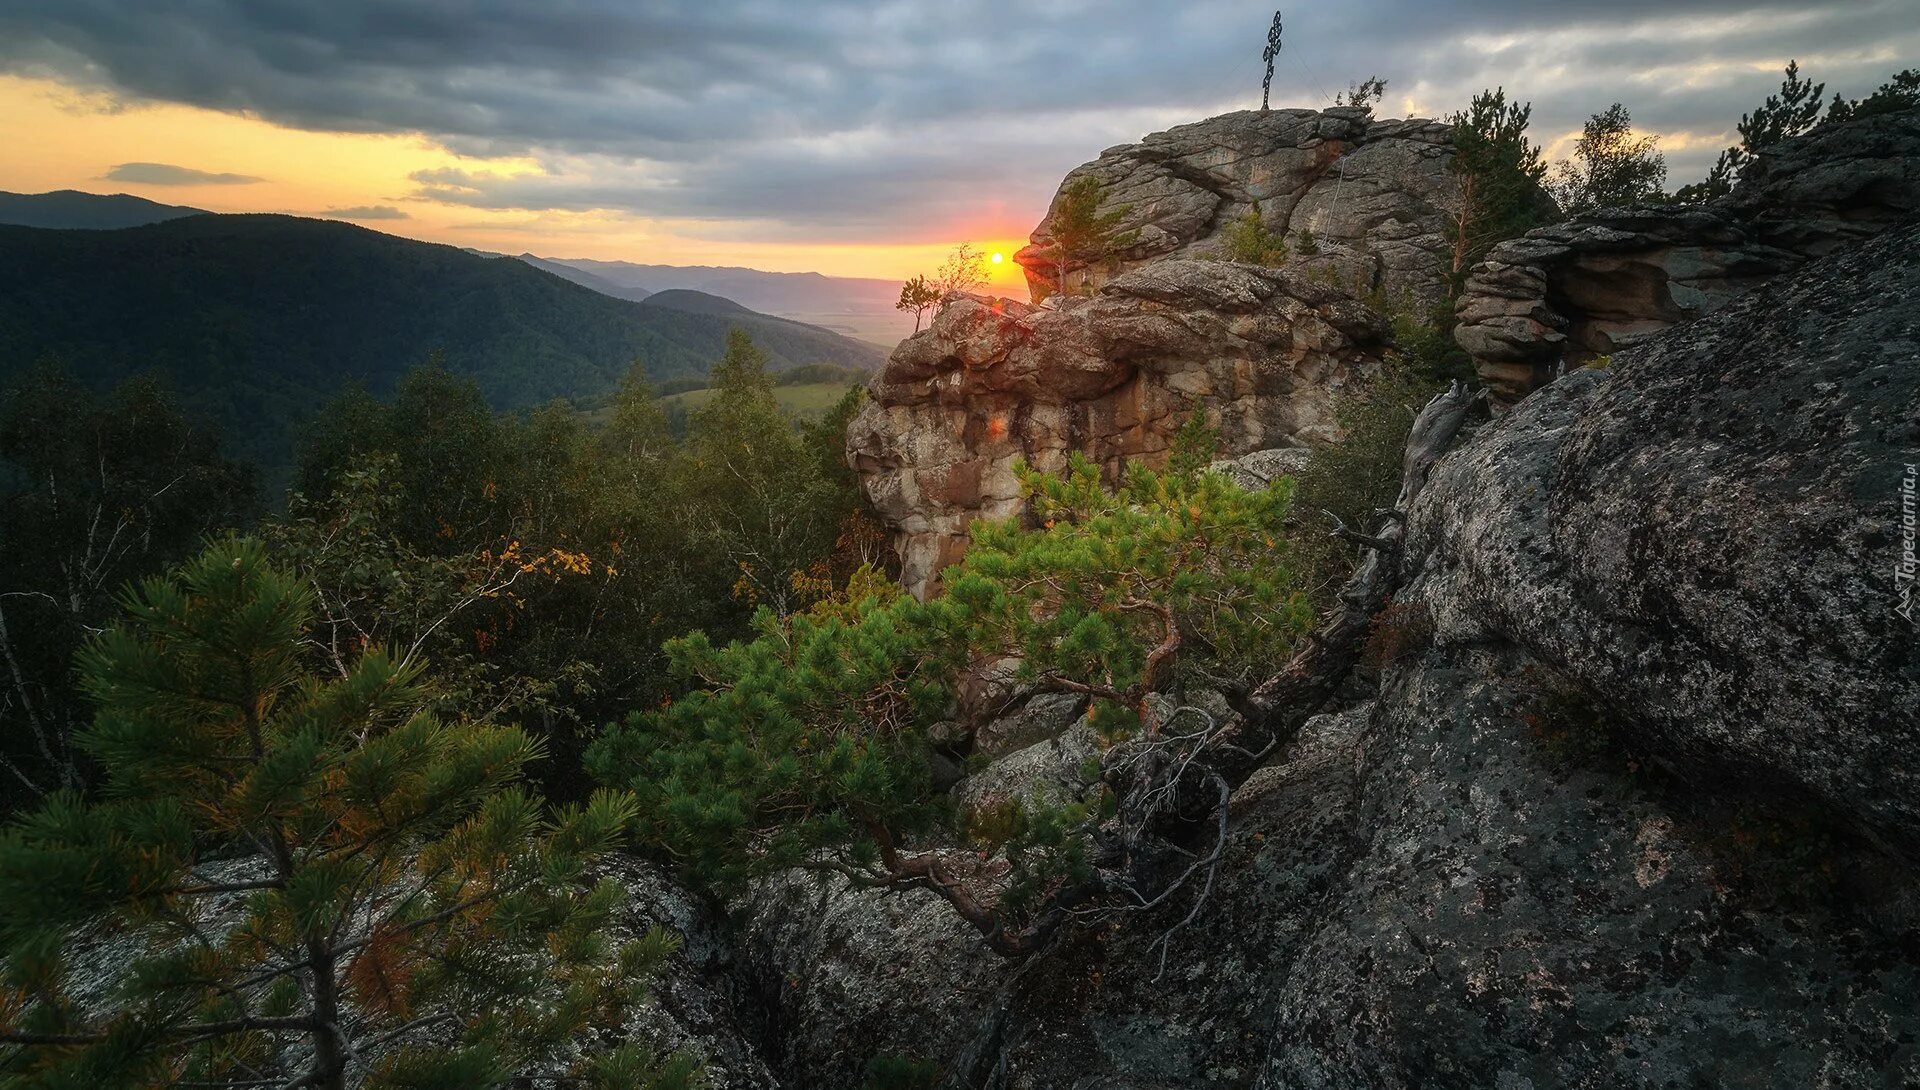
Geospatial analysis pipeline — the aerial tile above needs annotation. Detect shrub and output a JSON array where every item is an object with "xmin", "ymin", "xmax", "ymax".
[
  {"xmin": 1289, "ymin": 362, "xmax": 1446, "ymax": 604},
  {"xmin": 590, "ymin": 451, "xmax": 1313, "ymax": 950},
  {"xmin": 1221, "ymin": 202, "xmax": 1290, "ymax": 266}
]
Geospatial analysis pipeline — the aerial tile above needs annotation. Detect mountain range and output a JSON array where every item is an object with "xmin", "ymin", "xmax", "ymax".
[
  {"xmin": 0, "ymin": 198, "xmax": 887, "ymax": 476},
  {"xmin": 0, "ymin": 189, "xmax": 205, "ymax": 230}
]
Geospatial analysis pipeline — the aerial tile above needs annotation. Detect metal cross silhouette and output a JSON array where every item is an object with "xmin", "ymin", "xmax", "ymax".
[{"xmin": 1261, "ymin": 11, "xmax": 1283, "ymax": 111}]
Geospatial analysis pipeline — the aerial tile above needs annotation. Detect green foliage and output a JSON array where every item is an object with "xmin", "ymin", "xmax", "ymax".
[
  {"xmin": 1220, "ymin": 202, "xmax": 1290, "ymax": 266},
  {"xmin": 0, "ymin": 538, "xmax": 687, "ymax": 1090},
  {"xmin": 933, "ymin": 243, "xmax": 989, "ymax": 298},
  {"xmin": 591, "ymin": 451, "xmax": 1312, "ymax": 936},
  {"xmin": 1548, "ymin": 104, "xmax": 1667, "ymax": 215},
  {"xmin": 959, "ymin": 454, "xmax": 1311, "ymax": 692},
  {"xmin": 1678, "ymin": 61, "xmax": 1826, "ymax": 202},
  {"xmin": 1042, "ymin": 176, "xmax": 1140, "ymax": 296},
  {"xmin": 282, "ymin": 331, "xmax": 871, "ymax": 799},
  {"xmin": 772, "ymin": 363, "xmax": 874, "ymax": 388},
  {"xmin": 863, "ymin": 1053, "xmax": 943, "ymax": 1089},
  {"xmin": 895, "ymin": 274, "xmax": 940, "ymax": 332},
  {"xmin": 0, "ymin": 367, "xmax": 255, "ymax": 808},
  {"xmin": 1335, "ymin": 76, "xmax": 1388, "ymax": 110},
  {"xmin": 1827, "ymin": 68, "xmax": 1920, "ymax": 123},
  {"xmin": 1445, "ymin": 88, "xmax": 1549, "ymax": 283},
  {"xmin": 1167, "ymin": 406, "xmax": 1220, "ymax": 480},
  {"xmin": 1294, "ymin": 228, "xmax": 1319, "ymax": 256},
  {"xmin": 1289, "ymin": 362, "xmax": 1445, "ymax": 604},
  {"xmin": 678, "ymin": 330, "xmax": 869, "ymax": 614}
]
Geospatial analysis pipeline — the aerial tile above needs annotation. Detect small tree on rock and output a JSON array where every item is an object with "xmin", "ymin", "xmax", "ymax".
[
  {"xmin": 1336, "ymin": 76, "xmax": 1388, "ymax": 111},
  {"xmin": 1827, "ymin": 68, "xmax": 1920, "ymax": 122},
  {"xmin": 1260, "ymin": 11, "xmax": 1283, "ymax": 111},
  {"xmin": 1445, "ymin": 88, "xmax": 1548, "ymax": 285},
  {"xmin": 932, "ymin": 244, "xmax": 989, "ymax": 299},
  {"xmin": 895, "ymin": 275, "xmax": 940, "ymax": 333},
  {"xmin": 591, "ymin": 444, "xmax": 1315, "ymax": 955},
  {"xmin": 1221, "ymin": 202, "xmax": 1290, "ymax": 266},
  {"xmin": 1677, "ymin": 60, "xmax": 1826, "ymax": 202},
  {"xmin": 1548, "ymin": 103, "xmax": 1667, "ymax": 215}
]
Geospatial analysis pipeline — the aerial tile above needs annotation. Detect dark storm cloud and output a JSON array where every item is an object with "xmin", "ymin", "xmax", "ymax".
[
  {"xmin": 103, "ymin": 162, "xmax": 262, "ymax": 186},
  {"xmin": 11, "ymin": 2, "xmax": 1917, "ymax": 237}
]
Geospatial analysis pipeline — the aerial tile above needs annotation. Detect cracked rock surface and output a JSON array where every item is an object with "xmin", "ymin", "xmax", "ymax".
[{"xmin": 1013, "ymin": 108, "xmax": 1494, "ymax": 312}]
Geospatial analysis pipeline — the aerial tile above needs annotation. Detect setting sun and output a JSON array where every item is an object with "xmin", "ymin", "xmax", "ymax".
[{"xmin": 990, "ymin": 251, "xmax": 1005, "ymax": 263}]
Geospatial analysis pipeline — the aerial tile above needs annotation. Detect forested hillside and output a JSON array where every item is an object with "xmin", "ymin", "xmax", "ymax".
[
  {"xmin": 0, "ymin": 215, "xmax": 884, "ymax": 471},
  {"xmin": 0, "ymin": 189, "xmax": 204, "ymax": 230}
]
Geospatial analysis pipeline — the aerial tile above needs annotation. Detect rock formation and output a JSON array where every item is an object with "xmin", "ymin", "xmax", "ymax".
[
  {"xmin": 1012, "ymin": 107, "xmax": 1488, "ymax": 311},
  {"xmin": 846, "ymin": 260, "xmax": 1388, "ymax": 596},
  {"xmin": 1455, "ymin": 107, "xmax": 1920, "ymax": 403},
  {"xmin": 748, "ymin": 210, "xmax": 1920, "ymax": 1090}
]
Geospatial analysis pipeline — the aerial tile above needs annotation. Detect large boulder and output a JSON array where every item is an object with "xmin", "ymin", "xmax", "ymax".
[
  {"xmin": 1013, "ymin": 108, "xmax": 1492, "ymax": 311},
  {"xmin": 1455, "ymin": 107, "xmax": 1920, "ymax": 404},
  {"xmin": 847, "ymin": 260, "xmax": 1387, "ymax": 597},
  {"xmin": 754, "ymin": 205, "xmax": 1920, "ymax": 1089},
  {"xmin": 1415, "ymin": 217, "xmax": 1920, "ymax": 847}
]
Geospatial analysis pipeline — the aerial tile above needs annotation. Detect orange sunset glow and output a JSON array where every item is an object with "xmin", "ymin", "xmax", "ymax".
[{"xmin": 0, "ymin": 73, "xmax": 1033, "ymax": 288}]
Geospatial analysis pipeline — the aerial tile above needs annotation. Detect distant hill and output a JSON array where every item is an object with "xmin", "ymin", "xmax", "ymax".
[
  {"xmin": 0, "ymin": 214, "xmax": 886, "ymax": 475},
  {"xmin": 641, "ymin": 288, "xmax": 764, "ymax": 317},
  {"xmin": 0, "ymin": 189, "xmax": 204, "ymax": 229},
  {"xmin": 516, "ymin": 253, "xmax": 652, "ymax": 302},
  {"xmin": 539, "ymin": 258, "xmax": 915, "ymax": 346}
]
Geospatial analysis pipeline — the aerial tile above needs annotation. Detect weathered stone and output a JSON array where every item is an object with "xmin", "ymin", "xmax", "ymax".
[
  {"xmin": 974, "ymin": 690, "xmax": 1088, "ymax": 758},
  {"xmin": 1208, "ymin": 445, "xmax": 1311, "ymax": 491},
  {"xmin": 954, "ymin": 720, "xmax": 1101, "ymax": 816},
  {"xmin": 1455, "ymin": 107, "xmax": 1920, "ymax": 404},
  {"xmin": 1416, "ymin": 219, "xmax": 1920, "ymax": 844},
  {"xmin": 848, "ymin": 260, "xmax": 1389, "ymax": 597},
  {"xmin": 746, "ymin": 217, "xmax": 1920, "ymax": 1089},
  {"xmin": 1013, "ymin": 108, "xmax": 1496, "ymax": 312}
]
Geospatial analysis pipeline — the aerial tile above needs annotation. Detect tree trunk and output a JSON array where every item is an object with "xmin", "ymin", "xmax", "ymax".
[{"xmin": 307, "ymin": 937, "xmax": 348, "ymax": 1090}]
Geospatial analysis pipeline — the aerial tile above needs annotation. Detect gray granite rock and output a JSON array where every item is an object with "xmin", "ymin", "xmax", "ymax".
[
  {"xmin": 1012, "ymin": 108, "xmax": 1498, "ymax": 313},
  {"xmin": 1454, "ymin": 107, "xmax": 1920, "ymax": 404}
]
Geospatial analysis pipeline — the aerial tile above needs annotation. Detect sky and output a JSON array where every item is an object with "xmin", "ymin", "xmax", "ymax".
[{"xmin": 0, "ymin": 1, "xmax": 1914, "ymax": 286}]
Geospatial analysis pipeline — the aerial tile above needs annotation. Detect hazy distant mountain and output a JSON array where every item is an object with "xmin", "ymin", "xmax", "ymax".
[
  {"xmin": 643, "ymin": 288, "xmax": 780, "ymax": 317},
  {"xmin": 0, "ymin": 214, "xmax": 886, "ymax": 474},
  {"xmin": 539, "ymin": 258, "xmax": 914, "ymax": 346},
  {"xmin": 516, "ymin": 253, "xmax": 652, "ymax": 302},
  {"xmin": 0, "ymin": 189, "xmax": 205, "ymax": 230}
]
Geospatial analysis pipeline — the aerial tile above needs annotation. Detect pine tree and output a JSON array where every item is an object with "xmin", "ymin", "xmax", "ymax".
[
  {"xmin": 1826, "ymin": 68, "xmax": 1920, "ymax": 123},
  {"xmin": 590, "ymin": 448, "xmax": 1313, "ymax": 953},
  {"xmin": 1678, "ymin": 60, "xmax": 1826, "ymax": 202},
  {"xmin": 1445, "ymin": 89, "xmax": 1548, "ymax": 284},
  {"xmin": 0, "ymin": 538, "xmax": 691, "ymax": 1090},
  {"xmin": 1220, "ymin": 202, "xmax": 1290, "ymax": 267},
  {"xmin": 1548, "ymin": 104, "xmax": 1667, "ymax": 215}
]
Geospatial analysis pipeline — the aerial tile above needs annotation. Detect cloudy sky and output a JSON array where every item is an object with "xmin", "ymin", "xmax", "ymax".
[{"xmin": 0, "ymin": 1, "xmax": 1912, "ymax": 282}]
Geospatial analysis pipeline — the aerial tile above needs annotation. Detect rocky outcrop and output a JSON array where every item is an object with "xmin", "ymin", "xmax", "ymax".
[
  {"xmin": 1456, "ymin": 107, "xmax": 1920, "ymax": 403},
  {"xmin": 750, "ymin": 210, "xmax": 1920, "ymax": 1088},
  {"xmin": 1013, "ymin": 108, "xmax": 1493, "ymax": 311},
  {"xmin": 847, "ymin": 260, "xmax": 1387, "ymax": 596}
]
